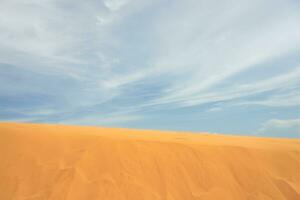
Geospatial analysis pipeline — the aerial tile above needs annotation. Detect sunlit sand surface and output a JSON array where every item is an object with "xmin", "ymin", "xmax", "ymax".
[{"xmin": 0, "ymin": 122, "xmax": 300, "ymax": 200}]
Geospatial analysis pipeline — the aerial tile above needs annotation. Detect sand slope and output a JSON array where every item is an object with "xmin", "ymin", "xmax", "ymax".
[{"xmin": 0, "ymin": 123, "xmax": 300, "ymax": 200}]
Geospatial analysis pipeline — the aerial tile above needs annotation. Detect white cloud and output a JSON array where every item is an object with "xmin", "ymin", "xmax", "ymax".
[
  {"xmin": 104, "ymin": 0, "xmax": 131, "ymax": 11},
  {"xmin": 257, "ymin": 119, "xmax": 300, "ymax": 137},
  {"xmin": 207, "ymin": 107, "xmax": 222, "ymax": 112},
  {"xmin": 241, "ymin": 91, "xmax": 300, "ymax": 107},
  {"xmin": 0, "ymin": 0, "xmax": 141, "ymax": 109},
  {"xmin": 1, "ymin": 0, "xmax": 300, "ymax": 129},
  {"xmin": 75, "ymin": 0, "xmax": 300, "ymax": 111},
  {"xmin": 147, "ymin": 0, "xmax": 300, "ymax": 107},
  {"xmin": 0, "ymin": 0, "xmax": 90, "ymax": 75},
  {"xmin": 145, "ymin": 66, "xmax": 300, "ymax": 108},
  {"xmin": 96, "ymin": 15, "xmax": 114, "ymax": 26}
]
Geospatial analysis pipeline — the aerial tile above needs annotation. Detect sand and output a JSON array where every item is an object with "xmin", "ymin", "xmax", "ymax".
[{"xmin": 0, "ymin": 122, "xmax": 300, "ymax": 200}]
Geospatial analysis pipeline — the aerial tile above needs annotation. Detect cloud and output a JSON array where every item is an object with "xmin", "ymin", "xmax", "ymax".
[
  {"xmin": 0, "ymin": 0, "xmax": 140, "ymax": 111},
  {"xmin": 240, "ymin": 90, "xmax": 300, "ymax": 107},
  {"xmin": 0, "ymin": 0, "xmax": 300, "ymax": 134},
  {"xmin": 207, "ymin": 107, "xmax": 223, "ymax": 112},
  {"xmin": 104, "ymin": 0, "xmax": 131, "ymax": 11},
  {"xmin": 147, "ymin": 0, "xmax": 300, "ymax": 107},
  {"xmin": 257, "ymin": 119, "xmax": 300, "ymax": 137}
]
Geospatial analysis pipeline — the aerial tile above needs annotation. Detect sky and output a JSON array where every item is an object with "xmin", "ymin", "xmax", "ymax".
[{"xmin": 0, "ymin": 0, "xmax": 300, "ymax": 137}]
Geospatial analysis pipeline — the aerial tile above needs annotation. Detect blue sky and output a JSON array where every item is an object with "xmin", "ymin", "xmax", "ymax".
[{"xmin": 0, "ymin": 0, "xmax": 300, "ymax": 137}]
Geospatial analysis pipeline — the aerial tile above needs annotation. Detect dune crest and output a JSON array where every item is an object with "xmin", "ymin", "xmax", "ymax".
[{"xmin": 0, "ymin": 122, "xmax": 300, "ymax": 200}]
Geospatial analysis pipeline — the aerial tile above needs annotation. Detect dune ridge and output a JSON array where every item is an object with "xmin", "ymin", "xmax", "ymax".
[{"xmin": 0, "ymin": 122, "xmax": 300, "ymax": 200}]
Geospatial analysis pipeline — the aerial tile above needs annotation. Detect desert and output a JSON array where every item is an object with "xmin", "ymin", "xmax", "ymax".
[{"xmin": 0, "ymin": 122, "xmax": 299, "ymax": 200}]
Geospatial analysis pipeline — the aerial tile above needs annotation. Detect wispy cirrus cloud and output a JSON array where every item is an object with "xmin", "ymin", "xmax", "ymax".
[
  {"xmin": 0, "ymin": 0, "xmax": 300, "ymax": 136},
  {"xmin": 145, "ymin": 0, "xmax": 300, "ymax": 107},
  {"xmin": 257, "ymin": 118, "xmax": 300, "ymax": 137}
]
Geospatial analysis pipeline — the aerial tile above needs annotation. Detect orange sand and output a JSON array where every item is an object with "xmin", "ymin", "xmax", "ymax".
[{"xmin": 0, "ymin": 122, "xmax": 300, "ymax": 200}]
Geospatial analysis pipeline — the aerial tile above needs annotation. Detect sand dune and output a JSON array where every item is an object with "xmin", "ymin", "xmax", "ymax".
[{"xmin": 0, "ymin": 122, "xmax": 300, "ymax": 200}]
